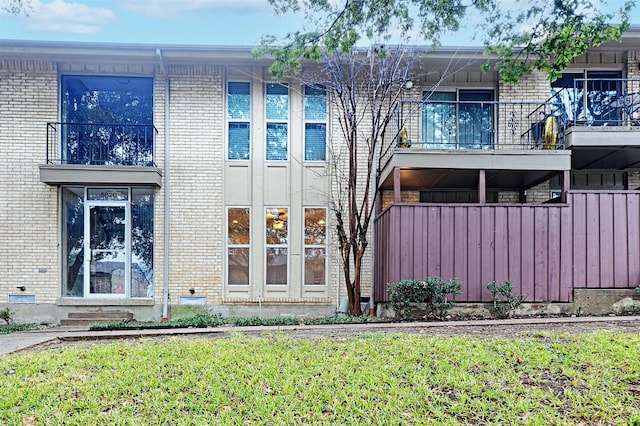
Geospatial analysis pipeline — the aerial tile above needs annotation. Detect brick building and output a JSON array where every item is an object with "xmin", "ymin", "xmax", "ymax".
[{"xmin": 1, "ymin": 30, "xmax": 639, "ymax": 324}]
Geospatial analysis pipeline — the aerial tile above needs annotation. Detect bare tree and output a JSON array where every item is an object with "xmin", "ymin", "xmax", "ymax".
[{"xmin": 298, "ymin": 48, "xmax": 414, "ymax": 315}]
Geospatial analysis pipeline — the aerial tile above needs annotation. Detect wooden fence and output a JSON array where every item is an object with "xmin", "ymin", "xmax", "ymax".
[{"xmin": 374, "ymin": 191, "xmax": 640, "ymax": 303}]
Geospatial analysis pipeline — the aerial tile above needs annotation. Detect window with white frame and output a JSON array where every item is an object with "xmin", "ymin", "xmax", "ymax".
[
  {"xmin": 227, "ymin": 82, "xmax": 251, "ymax": 160},
  {"xmin": 304, "ymin": 207, "xmax": 326, "ymax": 285},
  {"xmin": 227, "ymin": 207, "xmax": 250, "ymax": 285},
  {"xmin": 265, "ymin": 83, "xmax": 289, "ymax": 161},
  {"xmin": 304, "ymin": 85, "xmax": 327, "ymax": 161},
  {"xmin": 265, "ymin": 207, "xmax": 288, "ymax": 285}
]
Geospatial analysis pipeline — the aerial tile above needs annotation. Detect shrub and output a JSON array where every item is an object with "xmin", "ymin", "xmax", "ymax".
[
  {"xmin": 0, "ymin": 307, "xmax": 14, "ymax": 325},
  {"xmin": 0, "ymin": 323, "xmax": 36, "ymax": 334},
  {"xmin": 487, "ymin": 280, "xmax": 525, "ymax": 319},
  {"xmin": 229, "ymin": 316, "xmax": 299, "ymax": 327},
  {"xmin": 389, "ymin": 277, "xmax": 462, "ymax": 320}
]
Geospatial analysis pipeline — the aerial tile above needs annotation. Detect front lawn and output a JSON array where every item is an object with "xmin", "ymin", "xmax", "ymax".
[{"xmin": 1, "ymin": 331, "xmax": 638, "ymax": 425}]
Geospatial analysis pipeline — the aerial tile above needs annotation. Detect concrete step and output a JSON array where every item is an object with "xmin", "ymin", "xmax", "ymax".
[{"xmin": 68, "ymin": 311, "xmax": 133, "ymax": 320}]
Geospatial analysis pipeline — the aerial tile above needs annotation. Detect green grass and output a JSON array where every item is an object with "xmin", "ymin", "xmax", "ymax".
[{"xmin": 1, "ymin": 332, "xmax": 639, "ymax": 425}]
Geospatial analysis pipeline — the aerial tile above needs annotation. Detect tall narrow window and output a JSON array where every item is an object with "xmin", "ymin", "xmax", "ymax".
[
  {"xmin": 131, "ymin": 188, "xmax": 154, "ymax": 297},
  {"xmin": 265, "ymin": 83, "xmax": 289, "ymax": 160},
  {"xmin": 265, "ymin": 207, "xmax": 288, "ymax": 285},
  {"xmin": 227, "ymin": 208, "xmax": 250, "ymax": 285},
  {"xmin": 304, "ymin": 208, "xmax": 326, "ymax": 285},
  {"xmin": 304, "ymin": 85, "xmax": 327, "ymax": 161},
  {"xmin": 458, "ymin": 90, "xmax": 494, "ymax": 149},
  {"xmin": 228, "ymin": 82, "xmax": 251, "ymax": 160}
]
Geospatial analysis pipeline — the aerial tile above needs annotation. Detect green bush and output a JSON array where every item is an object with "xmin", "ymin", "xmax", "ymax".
[
  {"xmin": 0, "ymin": 307, "xmax": 14, "ymax": 325},
  {"xmin": 171, "ymin": 313, "xmax": 225, "ymax": 328},
  {"xmin": 303, "ymin": 315, "xmax": 377, "ymax": 325},
  {"xmin": 389, "ymin": 277, "xmax": 462, "ymax": 320},
  {"xmin": 229, "ymin": 316, "xmax": 299, "ymax": 327},
  {"xmin": 0, "ymin": 323, "xmax": 37, "ymax": 334},
  {"xmin": 487, "ymin": 280, "xmax": 525, "ymax": 319},
  {"xmin": 90, "ymin": 313, "xmax": 226, "ymax": 331}
]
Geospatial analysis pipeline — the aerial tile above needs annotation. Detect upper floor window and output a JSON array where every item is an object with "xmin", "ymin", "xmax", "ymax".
[
  {"xmin": 61, "ymin": 75, "xmax": 154, "ymax": 165},
  {"xmin": 551, "ymin": 71, "xmax": 622, "ymax": 126},
  {"xmin": 304, "ymin": 85, "xmax": 327, "ymax": 161},
  {"xmin": 422, "ymin": 89, "xmax": 494, "ymax": 149},
  {"xmin": 265, "ymin": 83, "xmax": 289, "ymax": 161},
  {"xmin": 228, "ymin": 82, "xmax": 251, "ymax": 160}
]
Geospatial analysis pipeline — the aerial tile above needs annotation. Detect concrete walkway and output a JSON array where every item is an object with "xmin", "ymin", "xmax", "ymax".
[{"xmin": 1, "ymin": 315, "xmax": 639, "ymax": 357}]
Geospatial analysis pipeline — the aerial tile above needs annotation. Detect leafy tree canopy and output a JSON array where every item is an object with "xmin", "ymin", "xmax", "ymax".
[
  {"xmin": 257, "ymin": 0, "xmax": 635, "ymax": 83},
  {"xmin": 1, "ymin": 0, "xmax": 31, "ymax": 16}
]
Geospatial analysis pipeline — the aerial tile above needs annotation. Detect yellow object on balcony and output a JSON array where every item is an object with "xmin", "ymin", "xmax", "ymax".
[
  {"xmin": 398, "ymin": 127, "xmax": 410, "ymax": 148},
  {"xmin": 543, "ymin": 116, "xmax": 558, "ymax": 149}
]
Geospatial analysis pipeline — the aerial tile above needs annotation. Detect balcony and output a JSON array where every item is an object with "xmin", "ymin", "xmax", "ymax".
[
  {"xmin": 379, "ymin": 100, "xmax": 571, "ymax": 195},
  {"xmin": 394, "ymin": 99, "xmax": 567, "ymax": 151},
  {"xmin": 39, "ymin": 122, "xmax": 162, "ymax": 187},
  {"xmin": 549, "ymin": 78, "xmax": 640, "ymax": 171},
  {"xmin": 551, "ymin": 78, "xmax": 640, "ymax": 129}
]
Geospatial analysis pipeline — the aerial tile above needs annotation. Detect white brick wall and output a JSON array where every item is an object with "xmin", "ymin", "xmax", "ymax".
[
  {"xmin": 0, "ymin": 60, "xmax": 59, "ymax": 303},
  {"xmin": 165, "ymin": 65, "xmax": 225, "ymax": 303}
]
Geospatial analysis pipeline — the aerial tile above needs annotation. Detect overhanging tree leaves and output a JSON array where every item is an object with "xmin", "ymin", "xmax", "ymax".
[
  {"xmin": 259, "ymin": 0, "xmax": 634, "ymax": 81},
  {"xmin": 2, "ymin": 0, "xmax": 31, "ymax": 15}
]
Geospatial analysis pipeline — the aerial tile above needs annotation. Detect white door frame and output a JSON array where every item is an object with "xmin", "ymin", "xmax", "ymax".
[{"xmin": 83, "ymin": 199, "xmax": 131, "ymax": 298}]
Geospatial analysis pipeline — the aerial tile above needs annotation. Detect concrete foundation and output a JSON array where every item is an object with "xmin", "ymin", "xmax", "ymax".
[
  {"xmin": 573, "ymin": 288, "xmax": 640, "ymax": 315},
  {"xmin": 1, "ymin": 302, "xmax": 338, "ymax": 326},
  {"xmin": 378, "ymin": 288, "xmax": 640, "ymax": 318}
]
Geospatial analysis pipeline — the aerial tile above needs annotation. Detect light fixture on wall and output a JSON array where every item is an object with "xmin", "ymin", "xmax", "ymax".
[
  {"xmin": 404, "ymin": 80, "xmax": 413, "ymax": 90},
  {"xmin": 271, "ymin": 209, "xmax": 286, "ymax": 230},
  {"xmin": 273, "ymin": 218, "xmax": 285, "ymax": 230}
]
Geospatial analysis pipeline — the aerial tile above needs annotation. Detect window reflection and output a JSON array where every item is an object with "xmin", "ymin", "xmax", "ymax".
[
  {"xmin": 228, "ymin": 82, "xmax": 251, "ymax": 160},
  {"xmin": 304, "ymin": 208, "xmax": 326, "ymax": 285},
  {"xmin": 228, "ymin": 208, "xmax": 250, "ymax": 285},
  {"xmin": 266, "ymin": 208, "xmax": 288, "ymax": 285}
]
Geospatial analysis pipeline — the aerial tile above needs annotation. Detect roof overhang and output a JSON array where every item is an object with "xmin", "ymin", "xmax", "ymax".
[
  {"xmin": 378, "ymin": 149, "xmax": 571, "ymax": 190},
  {"xmin": 39, "ymin": 164, "xmax": 163, "ymax": 187}
]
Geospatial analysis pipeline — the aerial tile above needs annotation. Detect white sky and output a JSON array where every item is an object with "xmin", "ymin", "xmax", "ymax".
[{"xmin": 0, "ymin": 0, "xmax": 638, "ymax": 46}]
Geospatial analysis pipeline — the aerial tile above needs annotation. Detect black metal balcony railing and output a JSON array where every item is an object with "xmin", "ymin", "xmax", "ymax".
[
  {"xmin": 396, "ymin": 100, "xmax": 562, "ymax": 151},
  {"xmin": 46, "ymin": 122, "xmax": 157, "ymax": 166},
  {"xmin": 548, "ymin": 78, "xmax": 640, "ymax": 127}
]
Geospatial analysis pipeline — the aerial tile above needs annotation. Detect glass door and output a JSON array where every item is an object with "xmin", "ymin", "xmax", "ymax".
[
  {"xmin": 458, "ymin": 90, "xmax": 494, "ymax": 149},
  {"xmin": 422, "ymin": 91, "xmax": 456, "ymax": 148},
  {"xmin": 84, "ymin": 201, "xmax": 130, "ymax": 297}
]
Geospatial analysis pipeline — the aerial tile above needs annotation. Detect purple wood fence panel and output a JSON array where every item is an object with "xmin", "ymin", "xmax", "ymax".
[
  {"xmin": 628, "ymin": 195, "xmax": 640, "ymax": 287},
  {"xmin": 572, "ymin": 193, "xmax": 587, "ymax": 288},
  {"xmin": 374, "ymin": 191, "xmax": 640, "ymax": 303},
  {"xmin": 613, "ymin": 195, "xmax": 629, "ymax": 287},
  {"xmin": 507, "ymin": 207, "xmax": 523, "ymax": 296}
]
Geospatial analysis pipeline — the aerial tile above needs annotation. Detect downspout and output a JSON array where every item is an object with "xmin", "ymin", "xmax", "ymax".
[{"xmin": 156, "ymin": 48, "xmax": 170, "ymax": 321}]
